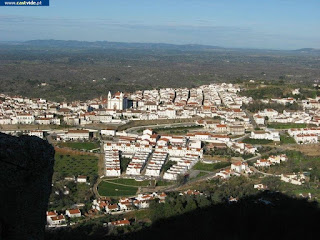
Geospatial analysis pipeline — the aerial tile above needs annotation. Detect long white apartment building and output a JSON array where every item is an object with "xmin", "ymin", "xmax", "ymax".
[
  {"xmin": 294, "ymin": 134, "xmax": 318, "ymax": 144},
  {"xmin": 104, "ymin": 142, "xmax": 152, "ymax": 158},
  {"xmin": 126, "ymin": 152, "xmax": 150, "ymax": 176},
  {"xmin": 145, "ymin": 152, "xmax": 168, "ymax": 177},
  {"xmin": 105, "ymin": 150, "xmax": 121, "ymax": 177},
  {"xmin": 163, "ymin": 154, "xmax": 199, "ymax": 180},
  {"xmin": 288, "ymin": 127, "xmax": 320, "ymax": 137},
  {"xmin": 155, "ymin": 145, "xmax": 203, "ymax": 158},
  {"xmin": 288, "ymin": 127, "xmax": 320, "ymax": 144},
  {"xmin": 163, "ymin": 165, "xmax": 188, "ymax": 181},
  {"xmin": 250, "ymin": 130, "xmax": 280, "ymax": 141}
]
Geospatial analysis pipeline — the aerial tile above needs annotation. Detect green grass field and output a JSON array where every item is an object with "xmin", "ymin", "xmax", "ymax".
[
  {"xmin": 242, "ymin": 137, "xmax": 273, "ymax": 144},
  {"xmin": 267, "ymin": 123, "xmax": 307, "ymax": 129},
  {"xmin": 156, "ymin": 180, "xmax": 174, "ymax": 186},
  {"xmin": 280, "ymin": 134, "xmax": 296, "ymax": 144},
  {"xmin": 196, "ymin": 172, "xmax": 209, "ymax": 178},
  {"xmin": 57, "ymin": 141, "xmax": 100, "ymax": 150},
  {"xmin": 54, "ymin": 153, "xmax": 98, "ymax": 178},
  {"xmin": 98, "ymin": 181, "xmax": 138, "ymax": 197},
  {"xmin": 105, "ymin": 178, "xmax": 151, "ymax": 187},
  {"xmin": 193, "ymin": 161, "xmax": 230, "ymax": 172}
]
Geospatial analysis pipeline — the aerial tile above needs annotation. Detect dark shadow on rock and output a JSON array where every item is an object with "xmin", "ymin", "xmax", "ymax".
[{"xmin": 0, "ymin": 133, "xmax": 55, "ymax": 240}]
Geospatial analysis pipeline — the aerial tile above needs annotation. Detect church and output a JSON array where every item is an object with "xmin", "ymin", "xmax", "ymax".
[{"xmin": 107, "ymin": 91, "xmax": 126, "ymax": 110}]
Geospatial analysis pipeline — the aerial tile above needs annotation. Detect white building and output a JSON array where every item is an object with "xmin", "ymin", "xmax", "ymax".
[
  {"xmin": 254, "ymin": 159, "xmax": 271, "ymax": 167},
  {"xmin": 105, "ymin": 150, "xmax": 121, "ymax": 177},
  {"xmin": 126, "ymin": 152, "xmax": 150, "ymax": 175},
  {"xmin": 216, "ymin": 168, "xmax": 232, "ymax": 179},
  {"xmin": 281, "ymin": 173, "xmax": 305, "ymax": 185},
  {"xmin": 145, "ymin": 152, "xmax": 168, "ymax": 177},
  {"xmin": 64, "ymin": 130, "xmax": 90, "ymax": 141},
  {"xmin": 250, "ymin": 130, "xmax": 280, "ymax": 141},
  {"xmin": 66, "ymin": 209, "xmax": 81, "ymax": 218},
  {"xmin": 253, "ymin": 114, "xmax": 265, "ymax": 125},
  {"xmin": 107, "ymin": 91, "xmax": 124, "ymax": 110},
  {"xmin": 16, "ymin": 114, "xmax": 35, "ymax": 124},
  {"xmin": 231, "ymin": 161, "xmax": 251, "ymax": 174},
  {"xmin": 101, "ymin": 129, "xmax": 116, "ymax": 136},
  {"xmin": 47, "ymin": 215, "xmax": 66, "ymax": 226},
  {"xmin": 294, "ymin": 134, "xmax": 318, "ymax": 144},
  {"xmin": 77, "ymin": 175, "xmax": 87, "ymax": 183},
  {"xmin": 28, "ymin": 130, "xmax": 44, "ymax": 138}
]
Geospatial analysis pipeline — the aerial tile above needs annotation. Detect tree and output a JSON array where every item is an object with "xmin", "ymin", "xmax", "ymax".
[
  {"xmin": 196, "ymin": 196, "xmax": 211, "ymax": 208},
  {"xmin": 184, "ymin": 199, "xmax": 197, "ymax": 212},
  {"xmin": 261, "ymin": 176, "xmax": 281, "ymax": 191}
]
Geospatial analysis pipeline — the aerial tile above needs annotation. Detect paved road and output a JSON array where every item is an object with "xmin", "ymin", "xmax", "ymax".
[
  {"xmin": 163, "ymin": 167, "xmax": 227, "ymax": 192},
  {"xmin": 252, "ymin": 167, "xmax": 280, "ymax": 177},
  {"xmin": 244, "ymin": 153, "xmax": 261, "ymax": 162},
  {"xmin": 93, "ymin": 178, "xmax": 102, "ymax": 198},
  {"xmin": 233, "ymin": 133, "xmax": 250, "ymax": 142},
  {"xmin": 244, "ymin": 109, "xmax": 258, "ymax": 129}
]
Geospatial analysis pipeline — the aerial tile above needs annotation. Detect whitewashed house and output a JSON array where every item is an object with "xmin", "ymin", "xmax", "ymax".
[
  {"xmin": 66, "ymin": 209, "xmax": 81, "ymax": 218},
  {"xmin": 77, "ymin": 175, "xmax": 87, "ymax": 183}
]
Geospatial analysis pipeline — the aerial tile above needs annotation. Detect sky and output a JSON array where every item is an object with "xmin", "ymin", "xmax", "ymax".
[{"xmin": 0, "ymin": 0, "xmax": 319, "ymax": 49}]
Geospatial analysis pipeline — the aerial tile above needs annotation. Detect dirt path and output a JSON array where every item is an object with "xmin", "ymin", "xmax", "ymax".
[{"xmin": 93, "ymin": 178, "xmax": 102, "ymax": 198}]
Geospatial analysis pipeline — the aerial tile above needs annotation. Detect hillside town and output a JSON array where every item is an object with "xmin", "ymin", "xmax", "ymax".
[
  {"xmin": 2, "ymin": 83, "xmax": 319, "ymax": 182},
  {"xmin": 1, "ymin": 82, "xmax": 320, "ymax": 231}
]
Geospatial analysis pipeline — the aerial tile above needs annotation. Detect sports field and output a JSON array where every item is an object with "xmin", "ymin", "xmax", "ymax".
[{"xmin": 97, "ymin": 181, "xmax": 138, "ymax": 197}]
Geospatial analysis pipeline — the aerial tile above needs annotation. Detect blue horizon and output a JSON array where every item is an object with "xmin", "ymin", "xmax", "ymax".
[{"xmin": 0, "ymin": 0, "xmax": 319, "ymax": 50}]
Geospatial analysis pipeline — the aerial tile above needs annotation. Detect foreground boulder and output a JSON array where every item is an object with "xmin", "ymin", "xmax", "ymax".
[{"xmin": 0, "ymin": 133, "xmax": 55, "ymax": 240}]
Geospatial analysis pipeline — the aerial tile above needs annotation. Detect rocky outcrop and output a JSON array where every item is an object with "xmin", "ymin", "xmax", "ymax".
[{"xmin": 0, "ymin": 133, "xmax": 55, "ymax": 240}]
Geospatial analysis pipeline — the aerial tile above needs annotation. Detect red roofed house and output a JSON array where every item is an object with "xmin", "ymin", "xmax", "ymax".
[
  {"xmin": 231, "ymin": 161, "xmax": 250, "ymax": 173},
  {"xmin": 66, "ymin": 209, "xmax": 81, "ymax": 218},
  {"xmin": 106, "ymin": 204, "xmax": 119, "ymax": 213},
  {"xmin": 46, "ymin": 211, "xmax": 57, "ymax": 224},
  {"xmin": 108, "ymin": 218, "xmax": 130, "ymax": 227},
  {"xmin": 47, "ymin": 213, "xmax": 66, "ymax": 226}
]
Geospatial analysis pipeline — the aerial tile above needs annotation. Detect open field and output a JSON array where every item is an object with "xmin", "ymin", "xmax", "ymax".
[
  {"xmin": 97, "ymin": 181, "xmax": 138, "ymax": 197},
  {"xmin": 280, "ymin": 134, "xmax": 296, "ymax": 144},
  {"xmin": 123, "ymin": 209, "xmax": 151, "ymax": 222},
  {"xmin": 283, "ymin": 144, "xmax": 320, "ymax": 156},
  {"xmin": 203, "ymin": 155, "xmax": 228, "ymax": 161},
  {"xmin": 155, "ymin": 180, "xmax": 174, "ymax": 186},
  {"xmin": 57, "ymin": 141, "xmax": 100, "ymax": 150},
  {"xmin": 195, "ymin": 172, "xmax": 209, "ymax": 178},
  {"xmin": 242, "ymin": 137, "xmax": 273, "ymax": 145},
  {"xmin": 103, "ymin": 178, "xmax": 151, "ymax": 187},
  {"xmin": 193, "ymin": 161, "xmax": 230, "ymax": 172},
  {"xmin": 54, "ymin": 152, "xmax": 98, "ymax": 179}
]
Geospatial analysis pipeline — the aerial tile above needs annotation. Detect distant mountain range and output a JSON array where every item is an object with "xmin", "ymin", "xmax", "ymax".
[
  {"xmin": 294, "ymin": 48, "xmax": 320, "ymax": 52},
  {"xmin": 21, "ymin": 40, "xmax": 224, "ymax": 51},
  {"xmin": 0, "ymin": 40, "xmax": 319, "ymax": 53}
]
